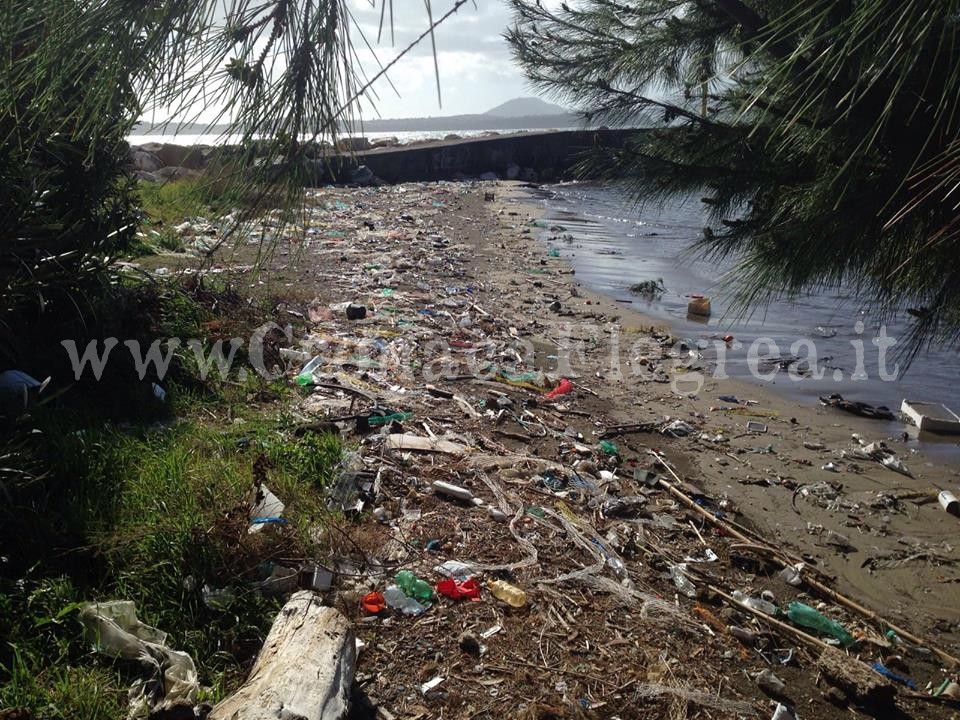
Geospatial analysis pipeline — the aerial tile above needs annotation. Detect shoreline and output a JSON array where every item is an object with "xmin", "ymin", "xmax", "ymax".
[
  {"xmin": 139, "ymin": 178, "xmax": 960, "ymax": 717},
  {"xmin": 478, "ymin": 181, "xmax": 960, "ymax": 633}
]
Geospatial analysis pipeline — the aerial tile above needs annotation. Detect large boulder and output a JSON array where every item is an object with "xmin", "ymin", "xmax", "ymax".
[
  {"xmin": 129, "ymin": 148, "xmax": 163, "ymax": 173},
  {"xmin": 156, "ymin": 166, "xmax": 200, "ymax": 182},
  {"xmin": 370, "ymin": 136, "xmax": 399, "ymax": 149},
  {"xmin": 335, "ymin": 136, "xmax": 371, "ymax": 152},
  {"xmin": 479, "ymin": 171, "xmax": 499, "ymax": 181},
  {"xmin": 139, "ymin": 143, "xmax": 209, "ymax": 170}
]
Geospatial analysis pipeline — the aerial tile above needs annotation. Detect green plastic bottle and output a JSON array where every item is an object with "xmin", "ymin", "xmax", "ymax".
[
  {"xmin": 786, "ymin": 601, "xmax": 856, "ymax": 647},
  {"xmin": 395, "ymin": 570, "xmax": 434, "ymax": 603}
]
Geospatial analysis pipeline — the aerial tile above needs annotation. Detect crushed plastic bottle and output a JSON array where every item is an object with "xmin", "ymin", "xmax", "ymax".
[
  {"xmin": 732, "ymin": 590, "xmax": 778, "ymax": 616},
  {"xmin": 383, "ymin": 585, "xmax": 427, "ymax": 616},
  {"xmin": 669, "ymin": 564, "xmax": 697, "ymax": 598},
  {"xmin": 395, "ymin": 570, "xmax": 434, "ymax": 603},
  {"xmin": 727, "ymin": 625, "xmax": 757, "ymax": 645},
  {"xmin": 786, "ymin": 601, "xmax": 856, "ymax": 647},
  {"xmin": 432, "ymin": 480, "xmax": 474, "ymax": 502},
  {"xmin": 488, "ymin": 579, "xmax": 527, "ymax": 607},
  {"xmin": 606, "ymin": 556, "xmax": 633, "ymax": 588},
  {"xmin": 778, "ymin": 564, "xmax": 803, "ymax": 586},
  {"xmin": 434, "ymin": 560, "xmax": 474, "ymax": 579}
]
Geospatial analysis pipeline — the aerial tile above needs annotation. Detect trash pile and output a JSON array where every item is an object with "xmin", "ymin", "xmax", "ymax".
[{"xmin": 131, "ymin": 183, "xmax": 960, "ymax": 719}]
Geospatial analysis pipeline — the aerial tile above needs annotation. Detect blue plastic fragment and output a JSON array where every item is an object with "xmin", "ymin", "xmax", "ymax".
[{"xmin": 871, "ymin": 662, "xmax": 917, "ymax": 690}]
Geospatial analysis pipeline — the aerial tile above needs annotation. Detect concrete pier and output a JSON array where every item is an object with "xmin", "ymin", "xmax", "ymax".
[{"xmin": 312, "ymin": 128, "xmax": 641, "ymax": 184}]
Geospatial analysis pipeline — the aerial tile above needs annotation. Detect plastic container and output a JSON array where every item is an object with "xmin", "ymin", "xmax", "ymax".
[
  {"xmin": 939, "ymin": 490, "xmax": 959, "ymax": 514},
  {"xmin": 756, "ymin": 669, "xmax": 787, "ymax": 695},
  {"xmin": 786, "ymin": 601, "xmax": 856, "ymax": 647},
  {"xmin": 669, "ymin": 564, "xmax": 697, "ymax": 598},
  {"xmin": 395, "ymin": 570, "xmax": 434, "ymax": 603},
  {"xmin": 383, "ymin": 585, "xmax": 427, "ymax": 616},
  {"xmin": 432, "ymin": 480, "xmax": 474, "ymax": 502},
  {"xmin": 295, "ymin": 356, "xmax": 324, "ymax": 386},
  {"xmin": 488, "ymin": 579, "xmax": 527, "ymax": 607},
  {"xmin": 732, "ymin": 590, "xmax": 778, "ymax": 616}
]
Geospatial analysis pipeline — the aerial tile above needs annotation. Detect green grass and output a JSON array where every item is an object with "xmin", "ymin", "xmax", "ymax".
[
  {"xmin": 0, "ymin": 278, "xmax": 342, "ymax": 718},
  {"xmin": 1, "ymin": 407, "xmax": 341, "ymax": 717}
]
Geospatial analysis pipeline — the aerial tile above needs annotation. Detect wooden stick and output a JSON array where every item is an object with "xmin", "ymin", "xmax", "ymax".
[{"xmin": 710, "ymin": 585, "xmax": 832, "ymax": 653}]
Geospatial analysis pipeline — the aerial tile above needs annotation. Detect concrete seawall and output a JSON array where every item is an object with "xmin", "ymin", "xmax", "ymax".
[
  {"xmin": 314, "ymin": 128, "xmax": 642, "ymax": 184},
  {"xmin": 128, "ymin": 128, "xmax": 645, "ymax": 186}
]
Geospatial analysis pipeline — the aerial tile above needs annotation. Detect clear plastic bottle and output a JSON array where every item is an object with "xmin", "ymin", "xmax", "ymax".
[
  {"xmin": 669, "ymin": 564, "xmax": 697, "ymax": 598},
  {"xmin": 295, "ymin": 356, "xmax": 324, "ymax": 385},
  {"xmin": 731, "ymin": 590, "xmax": 778, "ymax": 616},
  {"xmin": 383, "ymin": 585, "xmax": 427, "ymax": 616}
]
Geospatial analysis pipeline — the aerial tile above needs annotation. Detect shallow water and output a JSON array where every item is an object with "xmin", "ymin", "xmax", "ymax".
[{"xmin": 532, "ymin": 182, "xmax": 960, "ymax": 453}]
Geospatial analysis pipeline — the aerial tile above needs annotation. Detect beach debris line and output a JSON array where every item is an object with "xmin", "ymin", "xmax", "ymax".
[{"xmin": 144, "ymin": 183, "xmax": 960, "ymax": 719}]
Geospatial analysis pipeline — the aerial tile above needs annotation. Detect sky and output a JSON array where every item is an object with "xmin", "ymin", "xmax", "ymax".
[{"xmin": 347, "ymin": 0, "xmax": 545, "ymax": 118}]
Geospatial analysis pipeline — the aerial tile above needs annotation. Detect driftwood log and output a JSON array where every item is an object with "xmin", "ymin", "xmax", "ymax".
[
  {"xmin": 817, "ymin": 647, "xmax": 895, "ymax": 709},
  {"xmin": 209, "ymin": 591, "xmax": 355, "ymax": 720}
]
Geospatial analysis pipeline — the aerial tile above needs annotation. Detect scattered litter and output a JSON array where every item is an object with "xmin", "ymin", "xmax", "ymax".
[
  {"xmin": 420, "ymin": 676, "xmax": 444, "ymax": 694},
  {"xmin": 871, "ymin": 662, "xmax": 917, "ymax": 689},
  {"xmin": 436, "ymin": 577, "xmax": 481, "ymax": 601},
  {"xmin": 387, "ymin": 433, "xmax": 468, "ymax": 454},
  {"xmin": 80, "ymin": 600, "xmax": 203, "ymax": 717},
  {"xmin": 432, "ymin": 480, "xmax": 477, "ymax": 503},
  {"xmin": 248, "ymin": 483, "xmax": 284, "ymax": 534}
]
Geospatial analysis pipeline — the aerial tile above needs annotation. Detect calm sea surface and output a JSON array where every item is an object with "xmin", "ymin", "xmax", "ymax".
[{"xmin": 531, "ymin": 183, "xmax": 960, "ymax": 453}]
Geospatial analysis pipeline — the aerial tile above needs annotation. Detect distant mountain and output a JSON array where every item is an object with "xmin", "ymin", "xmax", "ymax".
[{"xmin": 483, "ymin": 97, "xmax": 567, "ymax": 117}]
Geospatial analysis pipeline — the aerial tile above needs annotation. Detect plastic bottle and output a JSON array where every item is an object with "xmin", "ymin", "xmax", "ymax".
[
  {"xmin": 732, "ymin": 590, "xmax": 778, "ymax": 616},
  {"xmin": 395, "ymin": 570, "xmax": 434, "ymax": 603},
  {"xmin": 786, "ymin": 601, "xmax": 856, "ymax": 647},
  {"xmin": 295, "ymin": 356, "xmax": 324, "ymax": 385},
  {"xmin": 669, "ymin": 564, "xmax": 697, "ymax": 598},
  {"xmin": 607, "ymin": 556, "xmax": 633, "ymax": 588},
  {"xmin": 727, "ymin": 626, "xmax": 757, "ymax": 645},
  {"xmin": 383, "ymin": 585, "xmax": 427, "ymax": 616},
  {"xmin": 488, "ymin": 579, "xmax": 527, "ymax": 607},
  {"xmin": 432, "ymin": 480, "xmax": 474, "ymax": 502}
]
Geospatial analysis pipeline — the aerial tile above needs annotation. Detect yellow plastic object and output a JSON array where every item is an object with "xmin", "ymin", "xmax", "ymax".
[{"xmin": 488, "ymin": 579, "xmax": 528, "ymax": 608}]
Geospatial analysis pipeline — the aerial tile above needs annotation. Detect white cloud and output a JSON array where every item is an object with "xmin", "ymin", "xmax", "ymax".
[{"xmin": 346, "ymin": 0, "xmax": 537, "ymax": 117}]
